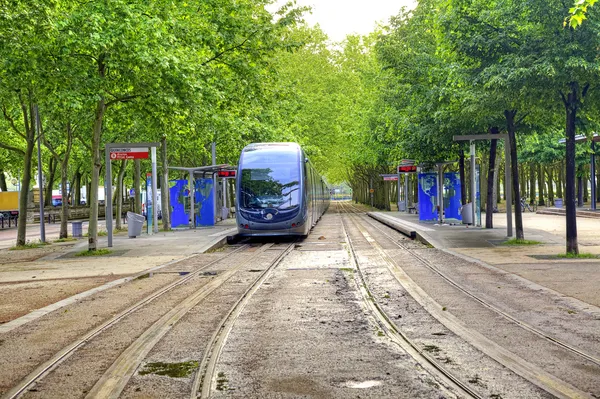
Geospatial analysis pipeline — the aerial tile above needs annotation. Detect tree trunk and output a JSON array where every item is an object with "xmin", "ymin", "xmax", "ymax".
[
  {"xmin": 15, "ymin": 99, "xmax": 36, "ymax": 246},
  {"xmin": 0, "ymin": 169, "xmax": 7, "ymax": 191},
  {"xmin": 577, "ymin": 174, "xmax": 583, "ymax": 207},
  {"xmin": 45, "ymin": 157, "xmax": 56, "ymax": 207},
  {"xmin": 537, "ymin": 164, "xmax": 545, "ymax": 206},
  {"xmin": 115, "ymin": 160, "xmax": 126, "ymax": 230},
  {"xmin": 557, "ymin": 165, "xmax": 564, "ymax": 198},
  {"xmin": 73, "ymin": 170, "xmax": 81, "ymax": 205},
  {"xmin": 505, "ymin": 110, "xmax": 524, "ymax": 240},
  {"xmin": 547, "ymin": 168, "xmax": 554, "ymax": 204},
  {"xmin": 563, "ymin": 82, "xmax": 581, "ymax": 255},
  {"xmin": 492, "ymin": 151, "xmax": 500, "ymax": 211},
  {"xmin": 59, "ymin": 159, "xmax": 69, "ymax": 238},
  {"xmin": 134, "ymin": 159, "xmax": 142, "ymax": 214},
  {"xmin": 528, "ymin": 163, "xmax": 535, "ymax": 205},
  {"xmin": 160, "ymin": 135, "xmax": 170, "ymax": 230},
  {"xmin": 459, "ymin": 150, "xmax": 466, "ymax": 205},
  {"xmin": 485, "ymin": 130, "xmax": 498, "ymax": 228},
  {"xmin": 88, "ymin": 98, "xmax": 106, "ymax": 251},
  {"xmin": 583, "ymin": 171, "xmax": 588, "ymax": 204}
]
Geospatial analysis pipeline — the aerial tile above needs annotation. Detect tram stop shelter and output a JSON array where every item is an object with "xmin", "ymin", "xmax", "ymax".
[
  {"xmin": 558, "ymin": 133, "xmax": 599, "ymax": 211},
  {"xmin": 169, "ymin": 165, "xmax": 235, "ymax": 229}
]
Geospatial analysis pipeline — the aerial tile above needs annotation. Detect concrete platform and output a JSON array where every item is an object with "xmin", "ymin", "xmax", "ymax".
[
  {"xmin": 368, "ymin": 211, "xmax": 600, "ymax": 308},
  {"xmin": 0, "ymin": 219, "xmax": 237, "ymax": 283}
]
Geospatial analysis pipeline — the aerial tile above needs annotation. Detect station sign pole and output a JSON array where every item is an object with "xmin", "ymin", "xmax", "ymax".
[
  {"xmin": 151, "ymin": 147, "xmax": 158, "ymax": 234},
  {"xmin": 105, "ymin": 143, "xmax": 158, "ymax": 247}
]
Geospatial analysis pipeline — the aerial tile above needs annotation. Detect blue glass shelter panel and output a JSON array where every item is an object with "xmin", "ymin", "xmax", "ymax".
[
  {"xmin": 195, "ymin": 178, "xmax": 215, "ymax": 226},
  {"xmin": 443, "ymin": 172, "xmax": 462, "ymax": 221},
  {"xmin": 170, "ymin": 179, "xmax": 189, "ymax": 228},
  {"xmin": 418, "ymin": 172, "xmax": 438, "ymax": 221}
]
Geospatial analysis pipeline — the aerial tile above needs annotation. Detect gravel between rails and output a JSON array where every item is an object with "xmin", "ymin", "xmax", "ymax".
[
  {"xmin": 199, "ymin": 213, "xmax": 460, "ymax": 398},
  {"xmin": 342, "ymin": 212, "xmax": 552, "ymax": 399},
  {"xmin": 120, "ymin": 251, "xmax": 285, "ymax": 398},
  {"xmin": 352, "ymin": 211, "xmax": 600, "ymax": 397}
]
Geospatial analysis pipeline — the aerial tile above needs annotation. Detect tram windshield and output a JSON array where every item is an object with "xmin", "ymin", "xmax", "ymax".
[{"xmin": 240, "ymin": 150, "xmax": 300, "ymax": 210}]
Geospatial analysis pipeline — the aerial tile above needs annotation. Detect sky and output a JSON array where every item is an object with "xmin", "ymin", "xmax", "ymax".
[{"xmin": 268, "ymin": 0, "xmax": 416, "ymax": 42}]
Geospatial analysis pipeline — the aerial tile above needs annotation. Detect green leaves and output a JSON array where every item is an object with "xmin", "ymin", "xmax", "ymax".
[{"xmin": 566, "ymin": 0, "xmax": 597, "ymax": 28}]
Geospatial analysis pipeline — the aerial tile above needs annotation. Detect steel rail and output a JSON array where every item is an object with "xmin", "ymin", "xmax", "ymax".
[
  {"xmin": 4, "ymin": 244, "xmax": 251, "ymax": 399},
  {"xmin": 193, "ymin": 242, "xmax": 296, "ymax": 399},
  {"xmin": 354, "ymin": 206, "xmax": 600, "ymax": 368},
  {"xmin": 337, "ymin": 203, "xmax": 483, "ymax": 399}
]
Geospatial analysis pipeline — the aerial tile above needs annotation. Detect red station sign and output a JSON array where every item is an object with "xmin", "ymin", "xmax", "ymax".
[
  {"xmin": 398, "ymin": 165, "xmax": 417, "ymax": 173},
  {"xmin": 109, "ymin": 148, "xmax": 149, "ymax": 160},
  {"xmin": 217, "ymin": 170, "xmax": 236, "ymax": 178}
]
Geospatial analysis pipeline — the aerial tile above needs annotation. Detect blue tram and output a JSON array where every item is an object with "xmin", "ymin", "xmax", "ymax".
[{"xmin": 236, "ymin": 143, "xmax": 329, "ymax": 237}]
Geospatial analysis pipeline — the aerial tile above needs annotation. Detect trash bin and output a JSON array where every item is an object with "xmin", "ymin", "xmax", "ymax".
[
  {"xmin": 398, "ymin": 202, "xmax": 406, "ymax": 212},
  {"xmin": 221, "ymin": 206, "xmax": 229, "ymax": 220},
  {"xmin": 127, "ymin": 211, "xmax": 145, "ymax": 238},
  {"xmin": 72, "ymin": 221, "xmax": 83, "ymax": 238},
  {"xmin": 555, "ymin": 198, "xmax": 563, "ymax": 208},
  {"xmin": 461, "ymin": 203, "xmax": 473, "ymax": 225}
]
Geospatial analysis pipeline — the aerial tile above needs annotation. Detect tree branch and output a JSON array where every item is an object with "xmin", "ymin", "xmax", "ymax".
[
  {"xmin": 76, "ymin": 135, "xmax": 92, "ymax": 152},
  {"xmin": 559, "ymin": 90, "xmax": 568, "ymax": 106},
  {"xmin": 515, "ymin": 112, "xmax": 529, "ymax": 127},
  {"xmin": 105, "ymin": 94, "xmax": 144, "ymax": 107},
  {"xmin": 0, "ymin": 141, "xmax": 25, "ymax": 155},
  {"xmin": 201, "ymin": 31, "xmax": 259, "ymax": 67},
  {"xmin": 582, "ymin": 83, "xmax": 590, "ymax": 98},
  {"xmin": 2, "ymin": 105, "xmax": 27, "ymax": 140}
]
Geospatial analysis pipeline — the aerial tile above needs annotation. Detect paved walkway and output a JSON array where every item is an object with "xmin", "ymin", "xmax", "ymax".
[
  {"xmin": 0, "ymin": 219, "xmax": 237, "ymax": 283},
  {"xmin": 369, "ymin": 211, "xmax": 600, "ymax": 307}
]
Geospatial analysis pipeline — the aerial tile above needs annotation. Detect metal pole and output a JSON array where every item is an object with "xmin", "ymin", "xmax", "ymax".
[
  {"xmin": 370, "ymin": 176, "xmax": 374, "ymax": 207},
  {"xmin": 212, "ymin": 142, "xmax": 217, "ymax": 224},
  {"xmin": 105, "ymin": 145, "xmax": 113, "ymax": 247},
  {"xmin": 397, "ymin": 169, "xmax": 401, "ymax": 211},
  {"xmin": 470, "ymin": 141, "xmax": 476, "ymax": 226},
  {"xmin": 35, "ymin": 106, "xmax": 45, "ymax": 243},
  {"xmin": 438, "ymin": 164, "xmax": 444, "ymax": 224},
  {"xmin": 591, "ymin": 141, "xmax": 596, "ymax": 211},
  {"xmin": 151, "ymin": 147, "xmax": 158, "ymax": 233},
  {"xmin": 505, "ymin": 144, "xmax": 513, "ymax": 237},
  {"xmin": 188, "ymin": 171, "xmax": 195, "ymax": 229},
  {"xmin": 222, "ymin": 177, "xmax": 227, "ymax": 219},
  {"xmin": 404, "ymin": 173, "xmax": 409, "ymax": 212}
]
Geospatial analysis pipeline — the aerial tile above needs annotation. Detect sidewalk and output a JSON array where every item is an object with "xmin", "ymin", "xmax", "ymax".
[
  {"xmin": 0, "ymin": 218, "xmax": 238, "ymax": 332},
  {"xmin": 368, "ymin": 211, "xmax": 600, "ymax": 307},
  {"xmin": 0, "ymin": 218, "xmax": 237, "ymax": 283}
]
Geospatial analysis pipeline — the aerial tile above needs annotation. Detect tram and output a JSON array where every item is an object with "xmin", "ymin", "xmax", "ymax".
[{"xmin": 236, "ymin": 142, "xmax": 329, "ymax": 237}]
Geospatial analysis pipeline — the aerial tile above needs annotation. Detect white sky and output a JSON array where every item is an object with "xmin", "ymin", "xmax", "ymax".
[{"xmin": 269, "ymin": 0, "xmax": 416, "ymax": 42}]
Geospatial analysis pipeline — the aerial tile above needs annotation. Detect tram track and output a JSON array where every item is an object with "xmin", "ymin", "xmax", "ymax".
[
  {"xmin": 3, "ymin": 243, "xmax": 256, "ymax": 399},
  {"xmin": 338, "ymin": 201, "xmax": 597, "ymax": 398},
  {"xmin": 338, "ymin": 205, "xmax": 483, "ymax": 399},
  {"xmin": 357, "ymin": 207, "xmax": 600, "ymax": 368},
  {"xmin": 192, "ymin": 242, "xmax": 296, "ymax": 399}
]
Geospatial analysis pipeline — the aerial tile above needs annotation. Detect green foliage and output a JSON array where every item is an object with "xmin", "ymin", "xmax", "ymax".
[
  {"xmin": 566, "ymin": 0, "xmax": 598, "ymax": 28},
  {"xmin": 75, "ymin": 248, "xmax": 112, "ymax": 256},
  {"xmin": 503, "ymin": 239, "xmax": 542, "ymax": 246}
]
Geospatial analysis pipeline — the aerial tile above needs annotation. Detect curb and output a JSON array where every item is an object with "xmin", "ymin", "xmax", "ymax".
[
  {"xmin": 0, "ymin": 232, "xmax": 229, "ymax": 334},
  {"xmin": 367, "ymin": 212, "xmax": 441, "ymax": 248}
]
